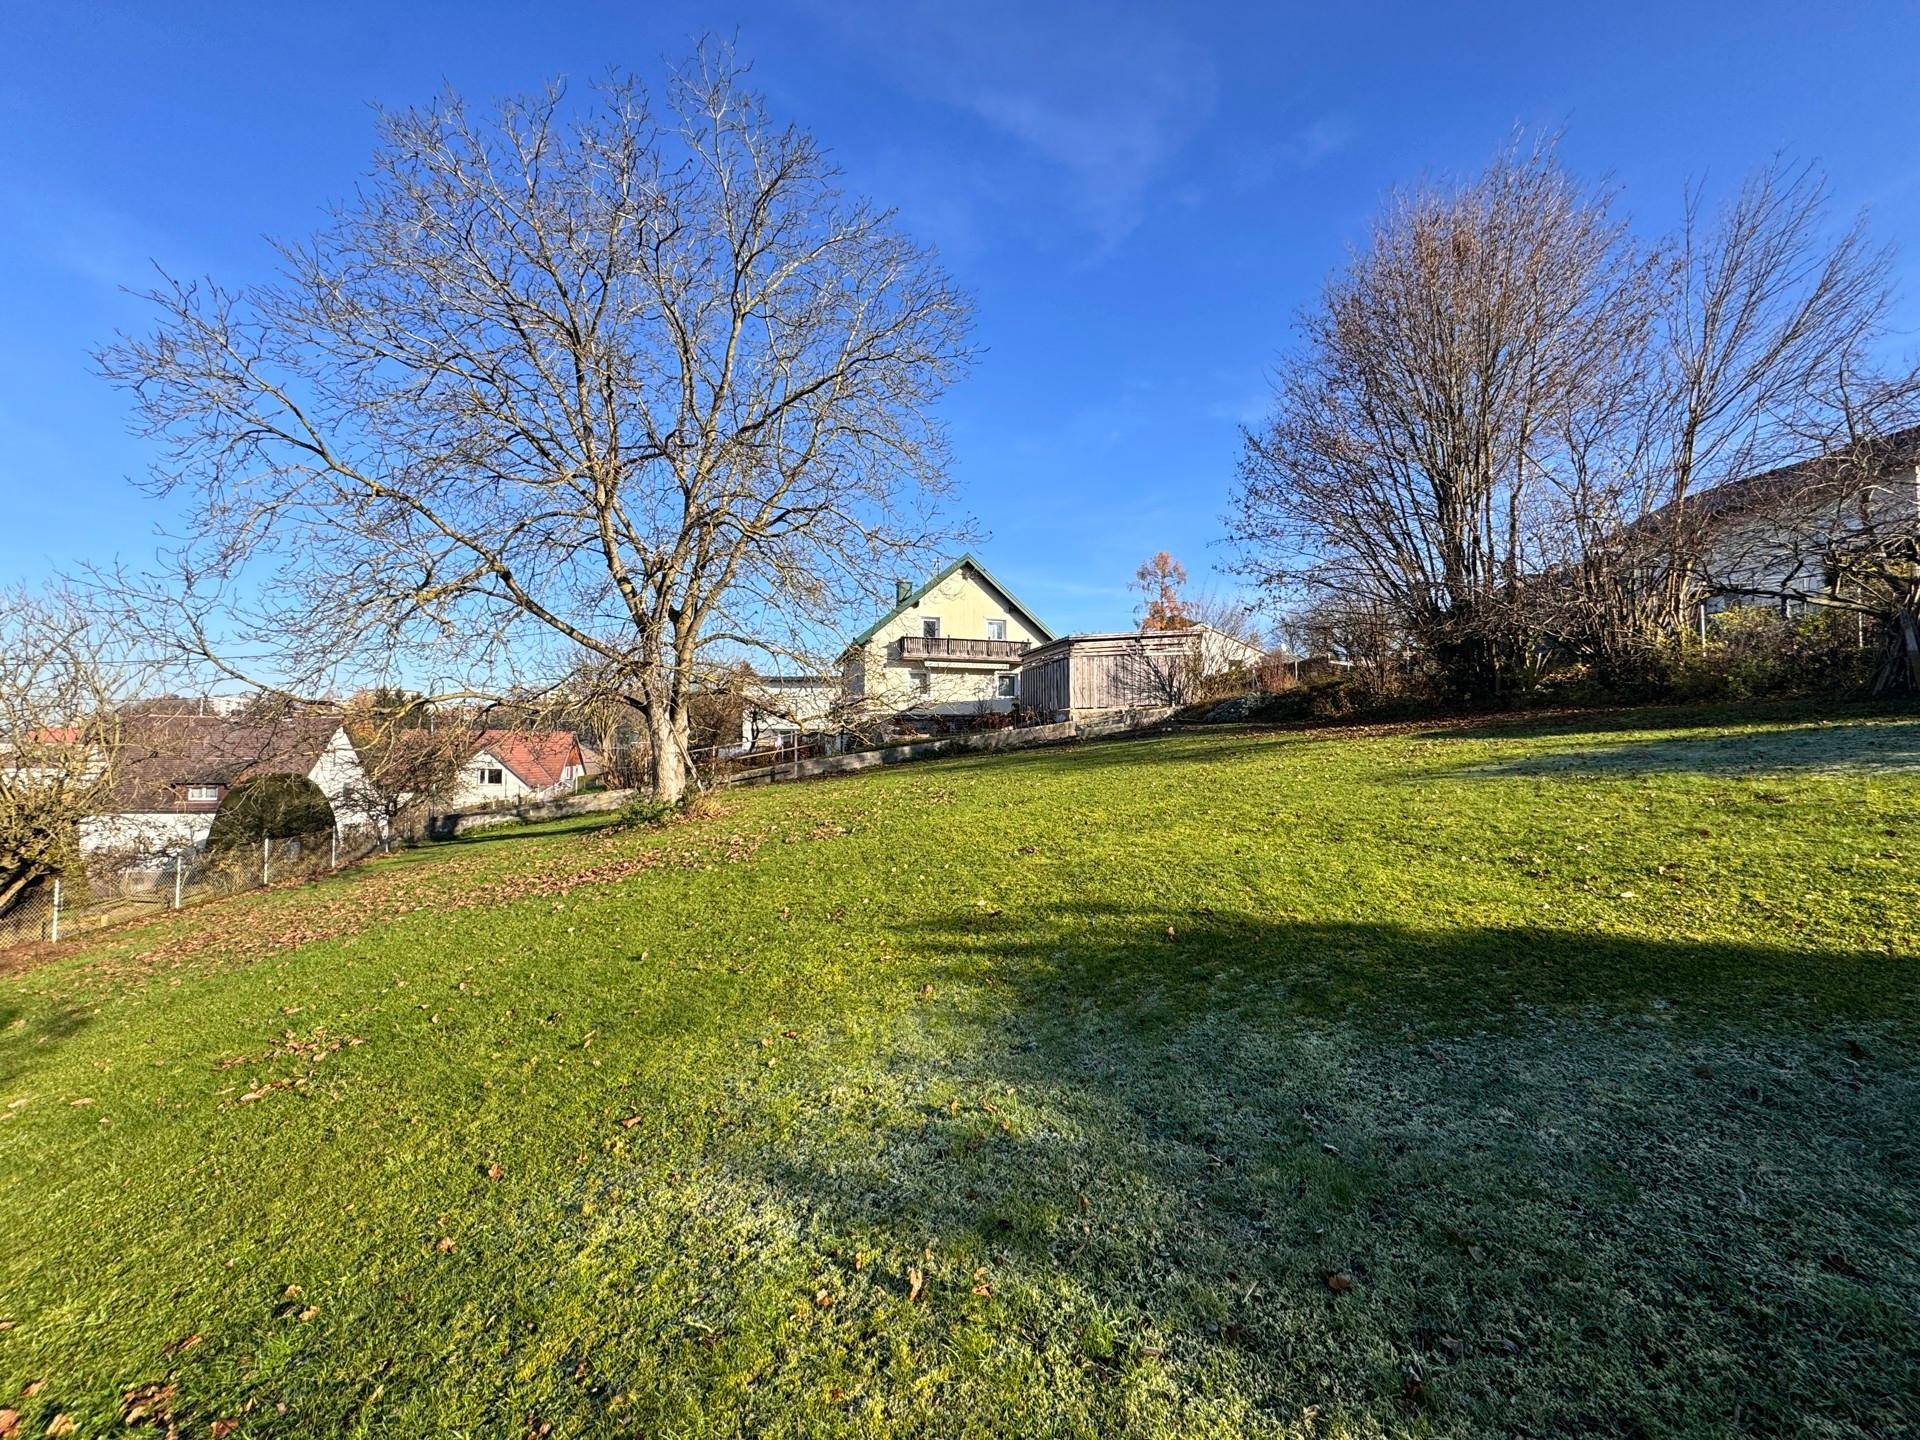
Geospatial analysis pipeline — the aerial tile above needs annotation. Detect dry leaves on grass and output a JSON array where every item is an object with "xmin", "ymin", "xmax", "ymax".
[
  {"xmin": 120, "ymin": 1380, "xmax": 176, "ymax": 1427},
  {"xmin": 85, "ymin": 824, "xmax": 781, "ymax": 980}
]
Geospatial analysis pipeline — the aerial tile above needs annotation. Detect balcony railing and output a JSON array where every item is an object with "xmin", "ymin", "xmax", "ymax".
[{"xmin": 897, "ymin": 635, "xmax": 1030, "ymax": 661}]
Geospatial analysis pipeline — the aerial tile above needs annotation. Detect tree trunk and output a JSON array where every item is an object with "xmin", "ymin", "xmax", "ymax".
[
  {"xmin": 1877, "ymin": 605, "xmax": 1920, "ymax": 696},
  {"xmin": 647, "ymin": 703, "xmax": 687, "ymax": 804}
]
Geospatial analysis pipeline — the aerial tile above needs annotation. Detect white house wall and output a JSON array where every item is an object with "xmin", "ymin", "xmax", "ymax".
[{"xmin": 443, "ymin": 749, "xmax": 541, "ymax": 810}]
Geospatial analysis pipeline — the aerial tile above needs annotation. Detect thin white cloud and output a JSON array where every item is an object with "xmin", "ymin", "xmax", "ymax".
[
  {"xmin": 4, "ymin": 186, "xmax": 172, "ymax": 291},
  {"xmin": 800, "ymin": 0, "xmax": 1217, "ymax": 251},
  {"xmin": 1229, "ymin": 112, "xmax": 1359, "ymax": 194},
  {"xmin": 1290, "ymin": 115, "xmax": 1355, "ymax": 167}
]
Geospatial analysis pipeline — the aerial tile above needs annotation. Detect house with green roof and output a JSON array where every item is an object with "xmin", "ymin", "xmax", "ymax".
[{"xmin": 839, "ymin": 554, "xmax": 1055, "ymax": 721}]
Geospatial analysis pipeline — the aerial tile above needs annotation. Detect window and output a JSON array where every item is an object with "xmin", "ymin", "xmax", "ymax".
[
  {"xmin": 922, "ymin": 616, "xmax": 942, "ymax": 639},
  {"xmin": 912, "ymin": 669, "xmax": 932, "ymax": 693},
  {"xmin": 847, "ymin": 666, "xmax": 865, "ymax": 697},
  {"xmin": 185, "ymin": 784, "xmax": 220, "ymax": 803},
  {"xmin": 986, "ymin": 618, "xmax": 1007, "ymax": 641},
  {"xmin": 479, "ymin": 766, "xmax": 504, "ymax": 786},
  {"xmin": 996, "ymin": 673, "xmax": 1017, "ymax": 699}
]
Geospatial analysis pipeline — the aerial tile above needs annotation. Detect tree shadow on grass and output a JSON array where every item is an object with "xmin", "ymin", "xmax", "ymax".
[
  {"xmin": 0, "ymin": 1000, "xmax": 95, "ymax": 1087},
  {"xmin": 1439, "ymin": 718, "xmax": 1920, "ymax": 780},
  {"xmin": 725, "ymin": 905, "xmax": 1920, "ymax": 1436}
]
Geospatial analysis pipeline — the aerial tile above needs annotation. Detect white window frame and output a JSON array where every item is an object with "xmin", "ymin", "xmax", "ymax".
[
  {"xmin": 996, "ymin": 673, "xmax": 1017, "ymax": 699},
  {"xmin": 185, "ymin": 784, "xmax": 220, "ymax": 803},
  {"xmin": 912, "ymin": 668, "xmax": 932, "ymax": 693},
  {"xmin": 985, "ymin": 617, "xmax": 1007, "ymax": 641},
  {"xmin": 479, "ymin": 766, "xmax": 504, "ymax": 786},
  {"xmin": 922, "ymin": 616, "xmax": 942, "ymax": 639}
]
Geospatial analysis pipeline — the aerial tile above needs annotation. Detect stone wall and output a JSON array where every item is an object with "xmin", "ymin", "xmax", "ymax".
[{"xmin": 428, "ymin": 707, "xmax": 1177, "ymax": 835}]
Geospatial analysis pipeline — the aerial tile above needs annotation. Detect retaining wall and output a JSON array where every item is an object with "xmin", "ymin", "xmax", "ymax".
[{"xmin": 429, "ymin": 706, "xmax": 1177, "ymax": 836}]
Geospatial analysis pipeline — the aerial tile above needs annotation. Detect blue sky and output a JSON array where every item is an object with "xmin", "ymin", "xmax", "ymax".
[{"xmin": 5, "ymin": 1, "xmax": 1920, "ymax": 634}]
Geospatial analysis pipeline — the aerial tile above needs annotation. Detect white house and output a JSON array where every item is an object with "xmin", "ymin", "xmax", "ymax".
[
  {"xmin": 738, "ymin": 674, "xmax": 841, "ymax": 751},
  {"xmin": 443, "ymin": 730, "xmax": 587, "ymax": 810},
  {"xmin": 1687, "ymin": 428, "xmax": 1920, "ymax": 615},
  {"xmin": 78, "ymin": 713, "xmax": 379, "ymax": 857}
]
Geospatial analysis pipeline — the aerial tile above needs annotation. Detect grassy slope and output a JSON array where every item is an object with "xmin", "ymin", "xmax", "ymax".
[{"xmin": 2, "ymin": 705, "xmax": 1918, "ymax": 1438}]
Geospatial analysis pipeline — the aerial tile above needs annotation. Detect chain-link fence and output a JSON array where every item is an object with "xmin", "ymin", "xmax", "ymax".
[{"xmin": 0, "ymin": 823, "xmax": 390, "ymax": 950}]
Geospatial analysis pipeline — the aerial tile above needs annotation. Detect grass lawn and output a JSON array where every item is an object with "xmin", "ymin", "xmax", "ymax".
[{"xmin": 2, "ymin": 704, "xmax": 1918, "ymax": 1437}]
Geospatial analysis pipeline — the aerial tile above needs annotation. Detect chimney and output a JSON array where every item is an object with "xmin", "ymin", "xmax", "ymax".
[{"xmin": 896, "ymin": 578, "xmax": 912, "ymax": 605}]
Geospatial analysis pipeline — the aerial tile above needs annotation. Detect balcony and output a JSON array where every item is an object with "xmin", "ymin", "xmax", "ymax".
[{"xmin": 897, "ymin": 635, "xmax": 1030, "ymax": 662}]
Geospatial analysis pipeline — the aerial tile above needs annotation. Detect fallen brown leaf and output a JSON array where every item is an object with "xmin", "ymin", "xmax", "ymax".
[
  {"xmin": 906, "ymin": 1266, "xmax": 925, "ymax": 1303},
  {"xmin": 121, "ymin": 1380, "xmax": 177, "ymax": 1425},
  {"xmin": 1323, "ymin": 1271, "xmax": 1354, "ymax": 1293},
  {"xmin": 485, "ymin": 1162, "xmax": 504, "ymax": 1180},
  {"xmin": 0, "ymin": 1409, "xmax": 18, "ymax": 1439},
  {"xmin": 212, "ymin": 1421, "xmax": 240, "ymax": 1438},
  {"xmin": 46, "ymin": 1416, "xmax": 76, "ymax": 1438},
  {"xmin": 435, "ymin": 1236, "xmax": 457, "ymax": 1253}
]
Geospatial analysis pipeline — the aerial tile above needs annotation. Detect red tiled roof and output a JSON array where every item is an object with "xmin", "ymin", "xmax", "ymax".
[{"xmin": 471, "ymin": 730, "xmax": 582, "ymax": 791}]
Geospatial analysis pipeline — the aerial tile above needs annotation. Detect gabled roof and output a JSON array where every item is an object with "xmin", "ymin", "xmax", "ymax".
[
  {"xmin": 844, "ymin": 553, "xmax": 1056, "ymax": 649},
  {"xmin": 1649, "ymin": 424, "xmax": 1920, "ymax": 531},
  {"xmin": 471, "ymin": 729, "xmax": 582, "ymax": 790},
  {"xmin": 104, "ymin": 713, "xmax": 350, "ymax": 814}
]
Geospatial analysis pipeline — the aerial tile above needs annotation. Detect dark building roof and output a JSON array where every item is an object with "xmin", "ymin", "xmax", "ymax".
[
  {"xmin": 105, "ymin": 713, "xmax": 347, "ymax": 814},
  {"xmin": 1683, "ymin": 425, "xmax": 1920, "ymax": 526}
]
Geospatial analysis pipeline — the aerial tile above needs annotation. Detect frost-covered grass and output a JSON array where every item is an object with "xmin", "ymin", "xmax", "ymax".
[{"xmin": 2, "ymin": 703, "xmax": 1917, "ymax": 1437}]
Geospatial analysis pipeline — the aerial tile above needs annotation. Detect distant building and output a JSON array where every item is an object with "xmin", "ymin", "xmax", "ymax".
[
  {"xmin": 79, "ymin": 713, "xmax": 375, "ymax": 857},
  {"xmin": 445, "ymin": 730, "xmax": 587, "ymax": 809},
  {"xmin": 1663, "ymin": 427, "xmax": 1920, "ymax": 615},
  {"xmin": 738, "ymin": 674, "xmax": 840, "ymax": 751},
  {"xmin": 839, "ymin": 554, "xmax": 1055, "ymax": 722},
  {"xmin": 1017, "ymin": 625, "xmax": 1267, "ymax": 717}
]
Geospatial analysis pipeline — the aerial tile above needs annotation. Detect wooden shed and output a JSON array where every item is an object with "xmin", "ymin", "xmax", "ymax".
[
  {"xmin": 1017, "ymin": 628, "xmax": 1256, "ymax": 716},
  {"xmin": 1013, "ymin": 633, "xmax": 1190, "ymax": 718}
]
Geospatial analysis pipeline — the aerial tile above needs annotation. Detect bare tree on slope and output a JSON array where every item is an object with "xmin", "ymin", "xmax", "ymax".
[{"xmin": 100, "ymin": 49, "xmax": 973, "ymax": 802}]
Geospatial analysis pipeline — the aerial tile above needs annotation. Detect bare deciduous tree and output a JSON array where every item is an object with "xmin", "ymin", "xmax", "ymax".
[
  {"xmin": 100, "ymin": 50, "xmax": 972, "ymax": 802},
  {"xmin": 0, "ymin": 589, "xmax": 144, "ymax": 915},
  {"xmin": 1230, "ymin": 137, "xmax": 1652, "ymax": 701},
  {"xmin": 339, "ymin": 693, "xmax": 479, "ymax": 841},
  {"xmin": 1235, "ymin": 140, "xmax": 1909, "ymax": 701},
  {"xmin": 1548, "ymin": 159, "xmax": 1897, "ymax": 676}
]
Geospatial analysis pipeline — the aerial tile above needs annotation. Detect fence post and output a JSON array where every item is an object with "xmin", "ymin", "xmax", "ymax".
[
  {"xmin": 330, "ymin": 830, "xmax": 338, "ymax": 870},
  {"xmin": 49, "ymin": 878, "xmax": 61, "ymax": 943},
  {"xmin": 261, "ymin": 835, "xmax": 270, "ymax": 887},
  {"xmin": 173, "ymin": 853, "xmax": 184, "ymax": 911}
]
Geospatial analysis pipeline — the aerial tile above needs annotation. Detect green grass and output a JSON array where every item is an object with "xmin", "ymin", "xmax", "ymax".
[{"xmin": 3, "ymin": 703, "xmax": 1918, "ymax": 1437}]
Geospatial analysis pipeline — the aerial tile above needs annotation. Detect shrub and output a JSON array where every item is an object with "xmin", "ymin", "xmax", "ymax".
[
  {"xmin": 1661, "ymin": 607, "xmax": 1879, "ymax": 701},
  {"xmin": 206, "ymin": 774, "xmax": 336, "ymax": 851}
]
